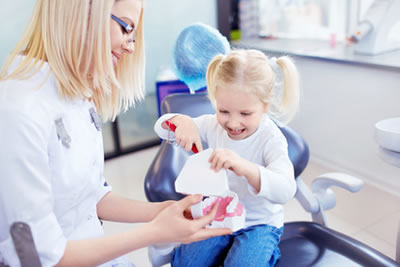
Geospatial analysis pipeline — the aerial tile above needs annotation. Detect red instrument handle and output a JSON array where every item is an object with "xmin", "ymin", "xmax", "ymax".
[{"xmin": 165, "ymin": 120, "xmax": 198, "ymax": 153}]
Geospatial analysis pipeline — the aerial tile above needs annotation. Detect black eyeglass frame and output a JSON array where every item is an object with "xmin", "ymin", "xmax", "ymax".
[{"xmin": 111, "ymin": 14, "xmax": 136, "ymax": 42}]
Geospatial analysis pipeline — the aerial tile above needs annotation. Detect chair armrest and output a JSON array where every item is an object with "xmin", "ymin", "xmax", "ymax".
[
  {"xmin": 294, "ymin": 177, "xmax": 320, "ymax": 213},
  {"xmin": 294, "ymin": 173, "xmax": 363, "ymax": 226},
  {"xmin": 311, "ymin": 172, "xmax": 363, "ymax": 211}
]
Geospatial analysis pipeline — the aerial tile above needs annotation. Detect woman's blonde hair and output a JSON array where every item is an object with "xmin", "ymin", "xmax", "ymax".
[
  {"xmin": 206, "ymin": 49, "xmax": 300, "ymax": 124},
  {"xmin": 0, "ymin": 0, "xmax": 145, "ymax": 121}
]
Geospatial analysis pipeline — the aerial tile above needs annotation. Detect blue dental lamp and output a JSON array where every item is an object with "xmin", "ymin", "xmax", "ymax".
[{"xmin": 172, "ymin": 23, "xmax": 231, "ymax": 93}]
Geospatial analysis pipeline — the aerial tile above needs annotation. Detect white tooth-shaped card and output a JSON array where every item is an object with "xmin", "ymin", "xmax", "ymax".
[{"xmin": 175, "ymin": 148, "xmax": 229, "ymax": 196}]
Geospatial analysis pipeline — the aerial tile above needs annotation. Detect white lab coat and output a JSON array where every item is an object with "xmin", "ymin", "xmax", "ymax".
[{"xmin": 0, "ymin": 58, "xmax": 130, "ymax": 266}]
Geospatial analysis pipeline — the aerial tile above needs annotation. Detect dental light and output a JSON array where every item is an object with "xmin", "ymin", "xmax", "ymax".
[{"xmin": 350, "ymin": 0, "xmax": 400, "ymax": 55}]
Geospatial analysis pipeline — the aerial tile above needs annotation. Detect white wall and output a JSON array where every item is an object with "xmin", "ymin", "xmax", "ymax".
[
  {"xmin": 0, "ymin": 0, "xmax": 217, "ymax": 95},
  {"xmin": 0, "ymin": 0, "xmax": 35, "ymax": 66},
  {"xmin": 289, "ymin": 57, "xmax": 400, "ymax": 196},
  {"xmin": 144, "ymin": 0, "xmax": 217, "ymax": 93}
]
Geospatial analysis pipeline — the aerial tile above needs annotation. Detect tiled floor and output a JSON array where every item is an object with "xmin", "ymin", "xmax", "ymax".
[{"xmin": 103, "ymin": 145, "xmax": 400, "ymax": 266}]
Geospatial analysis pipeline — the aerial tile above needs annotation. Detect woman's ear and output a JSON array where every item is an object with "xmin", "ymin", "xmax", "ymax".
[{"xmin": 263, "ymin": 103, "xmax": 269, "ymax": 113}]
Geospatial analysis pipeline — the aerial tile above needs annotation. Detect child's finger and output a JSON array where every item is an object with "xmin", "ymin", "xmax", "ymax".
[
  {"xmin": 208, "ymin": 154, "xmax": 217, "ymax": 170},
  {"xmin": 208, "ymin": 151, "xmax": 216, "ymax": 163},
  {"xmin": 194, "ymin": 139, "xmax": 203, "ymax": 152},
  {"xmin": 183, "ymin": 141, "xmax": 191, "ymax": 152},
  {"xmin": 161, "ymin": 121, "xmax": 170, "ymax": 130},
  {"xmin": 214, "ymin": 157, "xmax": 224, "ymax": 171}
]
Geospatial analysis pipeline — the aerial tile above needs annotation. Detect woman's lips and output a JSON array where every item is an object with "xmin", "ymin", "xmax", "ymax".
[{"xmin": 112, "ymin": 52, "xmax": 120, "ymax": 66}]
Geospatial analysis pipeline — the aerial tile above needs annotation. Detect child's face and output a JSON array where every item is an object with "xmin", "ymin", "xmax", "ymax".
[
  {"xmin": 215, "ymin": 84, "xmax": 268, "ymax": 140},
  {"xmin": 110, "ymin": 0, "xmax": 142, "ymax": 66}
]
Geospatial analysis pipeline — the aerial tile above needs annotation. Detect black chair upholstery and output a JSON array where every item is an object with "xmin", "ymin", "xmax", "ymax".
[
  {"xmin": 144, "ymin": 93, "xmax": 399, "ymax": 266},
  {"xmin": 278, "ymin": 222, "xmax": 398, "ymax": 266}
]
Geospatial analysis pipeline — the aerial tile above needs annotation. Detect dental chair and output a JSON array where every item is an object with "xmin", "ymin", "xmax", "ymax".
[{"xmin": 144, "ymin": 92, "xmax": 399, "ymax": 267}]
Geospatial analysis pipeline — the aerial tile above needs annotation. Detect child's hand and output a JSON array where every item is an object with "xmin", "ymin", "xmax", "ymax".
[
  {"xmin": 209, "ymin": 149, "xmax": 261, "ymax": 191},
  {"xmin": 165, "ymin": 115, "xmax": 203, "ymax": 152},
  {"xmin": 209, "ymin": 149, "xmax": 250, "ymax": 177}
]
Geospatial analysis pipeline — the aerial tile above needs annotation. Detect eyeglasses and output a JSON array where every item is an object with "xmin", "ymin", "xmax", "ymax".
[{"xmin": 111, "ymin": 14, "xmax": 136, "ymax": 43}]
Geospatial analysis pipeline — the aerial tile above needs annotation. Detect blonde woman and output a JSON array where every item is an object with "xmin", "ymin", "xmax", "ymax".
[
  {"xmin": 0, "ymin": 1, "xmax": 231, "ymax": 266},
  {"xmin": 154, "ymin": 49, "xmax": 300, "ymax": 266}
]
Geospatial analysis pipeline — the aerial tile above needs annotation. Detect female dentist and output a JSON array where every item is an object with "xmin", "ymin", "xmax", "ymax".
[{"xmin": 0, "ymin": 0, "xmax": 231, "ymax": 266}]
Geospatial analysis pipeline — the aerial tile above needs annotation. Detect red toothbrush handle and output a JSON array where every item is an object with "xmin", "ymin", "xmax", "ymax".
[
  {"xmin": 165, "ymin": 120, "xmax": 198, "ymax": 153},
  {"xmin": 165, "ymin": 120, "xmax": 177, "ymax": 131}
]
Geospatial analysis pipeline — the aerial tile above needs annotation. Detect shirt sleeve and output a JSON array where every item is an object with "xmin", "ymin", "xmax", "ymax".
[
  {"xmin": 153, "ymin": 113, "xmax": 180, "ymax": 141},
  {"xmin": 97, "ymin": 176, "xmax": 113, "ymax": 203},
  {"xmin": 248, "ymin": 132, "xmax": 297, "ymax": 205},
  {"xmin": 0, "ymin": 111, "xmax": 67, "ymax": 266}
]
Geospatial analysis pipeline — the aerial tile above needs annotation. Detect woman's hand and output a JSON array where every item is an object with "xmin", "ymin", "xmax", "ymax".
[
  {"xmin": 150, "ymin": 194, "xmax": 232, "ymax": 244},
  {"xmin": 160, "ymin": 200, "xmax": 192, "ymax": 219},
  {"xmin": 162, "ymin": 115, "xmax": 203, "ymax": 152},
  {"xmin": 58, "ymin": 196, "xmax": 230, "ymax": 267}
]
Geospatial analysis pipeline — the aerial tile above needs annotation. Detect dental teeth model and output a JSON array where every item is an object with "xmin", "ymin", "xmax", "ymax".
[
  {"xmin": 175, "ymin": 148, "xmax": 246, "ymax": 231},
  {"xmin": 191, "ymin": 192, "xmax": 246, "ymax": 232}
]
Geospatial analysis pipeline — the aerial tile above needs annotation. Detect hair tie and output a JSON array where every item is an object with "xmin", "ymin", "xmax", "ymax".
[
  {"xmin": 269, "ymin": 57, "xmax": 279, "ymax": 73},
  {"xmin": 218, "ymin": 54, "xmax": 227, "ymax": 67}
]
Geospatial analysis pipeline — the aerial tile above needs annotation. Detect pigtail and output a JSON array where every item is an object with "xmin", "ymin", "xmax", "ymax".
[
  {"xmin": 206, "ymin": 54, "xmax": 225, "ymax": 107},
  {"xmin": 274, "ymin": 56, "xmax": 300, "ymax": 124}
]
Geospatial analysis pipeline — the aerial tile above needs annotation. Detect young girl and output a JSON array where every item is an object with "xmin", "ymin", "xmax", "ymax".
[
  {"xmin": 154, "ymin": 49, "xmax": 300, "ymax": 266},
  {"xmin": 0, "ymin": 1, "xmax": 230, "ymax": 266}
]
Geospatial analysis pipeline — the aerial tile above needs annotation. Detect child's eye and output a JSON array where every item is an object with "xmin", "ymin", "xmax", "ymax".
[
  {"xmin": 219, "ymin": 110, "xmax": 229, "ymax": 114},
  {"xmin": 241, "ymin": 112, "xmax": 251, "ymax": 116}
]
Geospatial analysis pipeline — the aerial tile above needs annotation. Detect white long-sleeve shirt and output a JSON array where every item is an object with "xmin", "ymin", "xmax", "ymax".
[
  {"xmin": 155, "ymin": 113, "xmax": 296, "ymax": 228},
  {"xmin": 0, "ymin": 58, "xmax": 127, "ymax": 266}
]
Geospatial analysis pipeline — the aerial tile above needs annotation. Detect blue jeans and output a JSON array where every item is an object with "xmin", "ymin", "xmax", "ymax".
[{"xmin": 171, "ymin": 224, "xmax": 283, "ymax": 267}]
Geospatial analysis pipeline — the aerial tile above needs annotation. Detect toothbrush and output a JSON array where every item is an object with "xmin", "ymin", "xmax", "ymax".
[{"xmin": 165, "ymin": 120, "xmax": 199, "ymax": 153}]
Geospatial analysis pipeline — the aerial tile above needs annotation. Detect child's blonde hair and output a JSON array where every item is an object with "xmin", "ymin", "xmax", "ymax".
[
  {"xmin": 206, "ymin": 49, "xmax": 300, "ymax": 124},
  {"xmin": 0, "ymin": 0, "xmax": 145, "ymax": 121}
]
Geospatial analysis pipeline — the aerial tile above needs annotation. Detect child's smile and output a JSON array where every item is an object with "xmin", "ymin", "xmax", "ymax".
[{"xmin": 215, "ymin": 84, "xmax": 268, "ymax": 140}]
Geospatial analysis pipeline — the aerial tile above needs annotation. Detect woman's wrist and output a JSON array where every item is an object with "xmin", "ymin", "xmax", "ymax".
[
  {"xmin": 137, "ymin": 221, "xmax": 165, "ymax": 244},
  {"xmin": 149, "ymin": 200, "xmax": 174, "ymax": 221}
]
